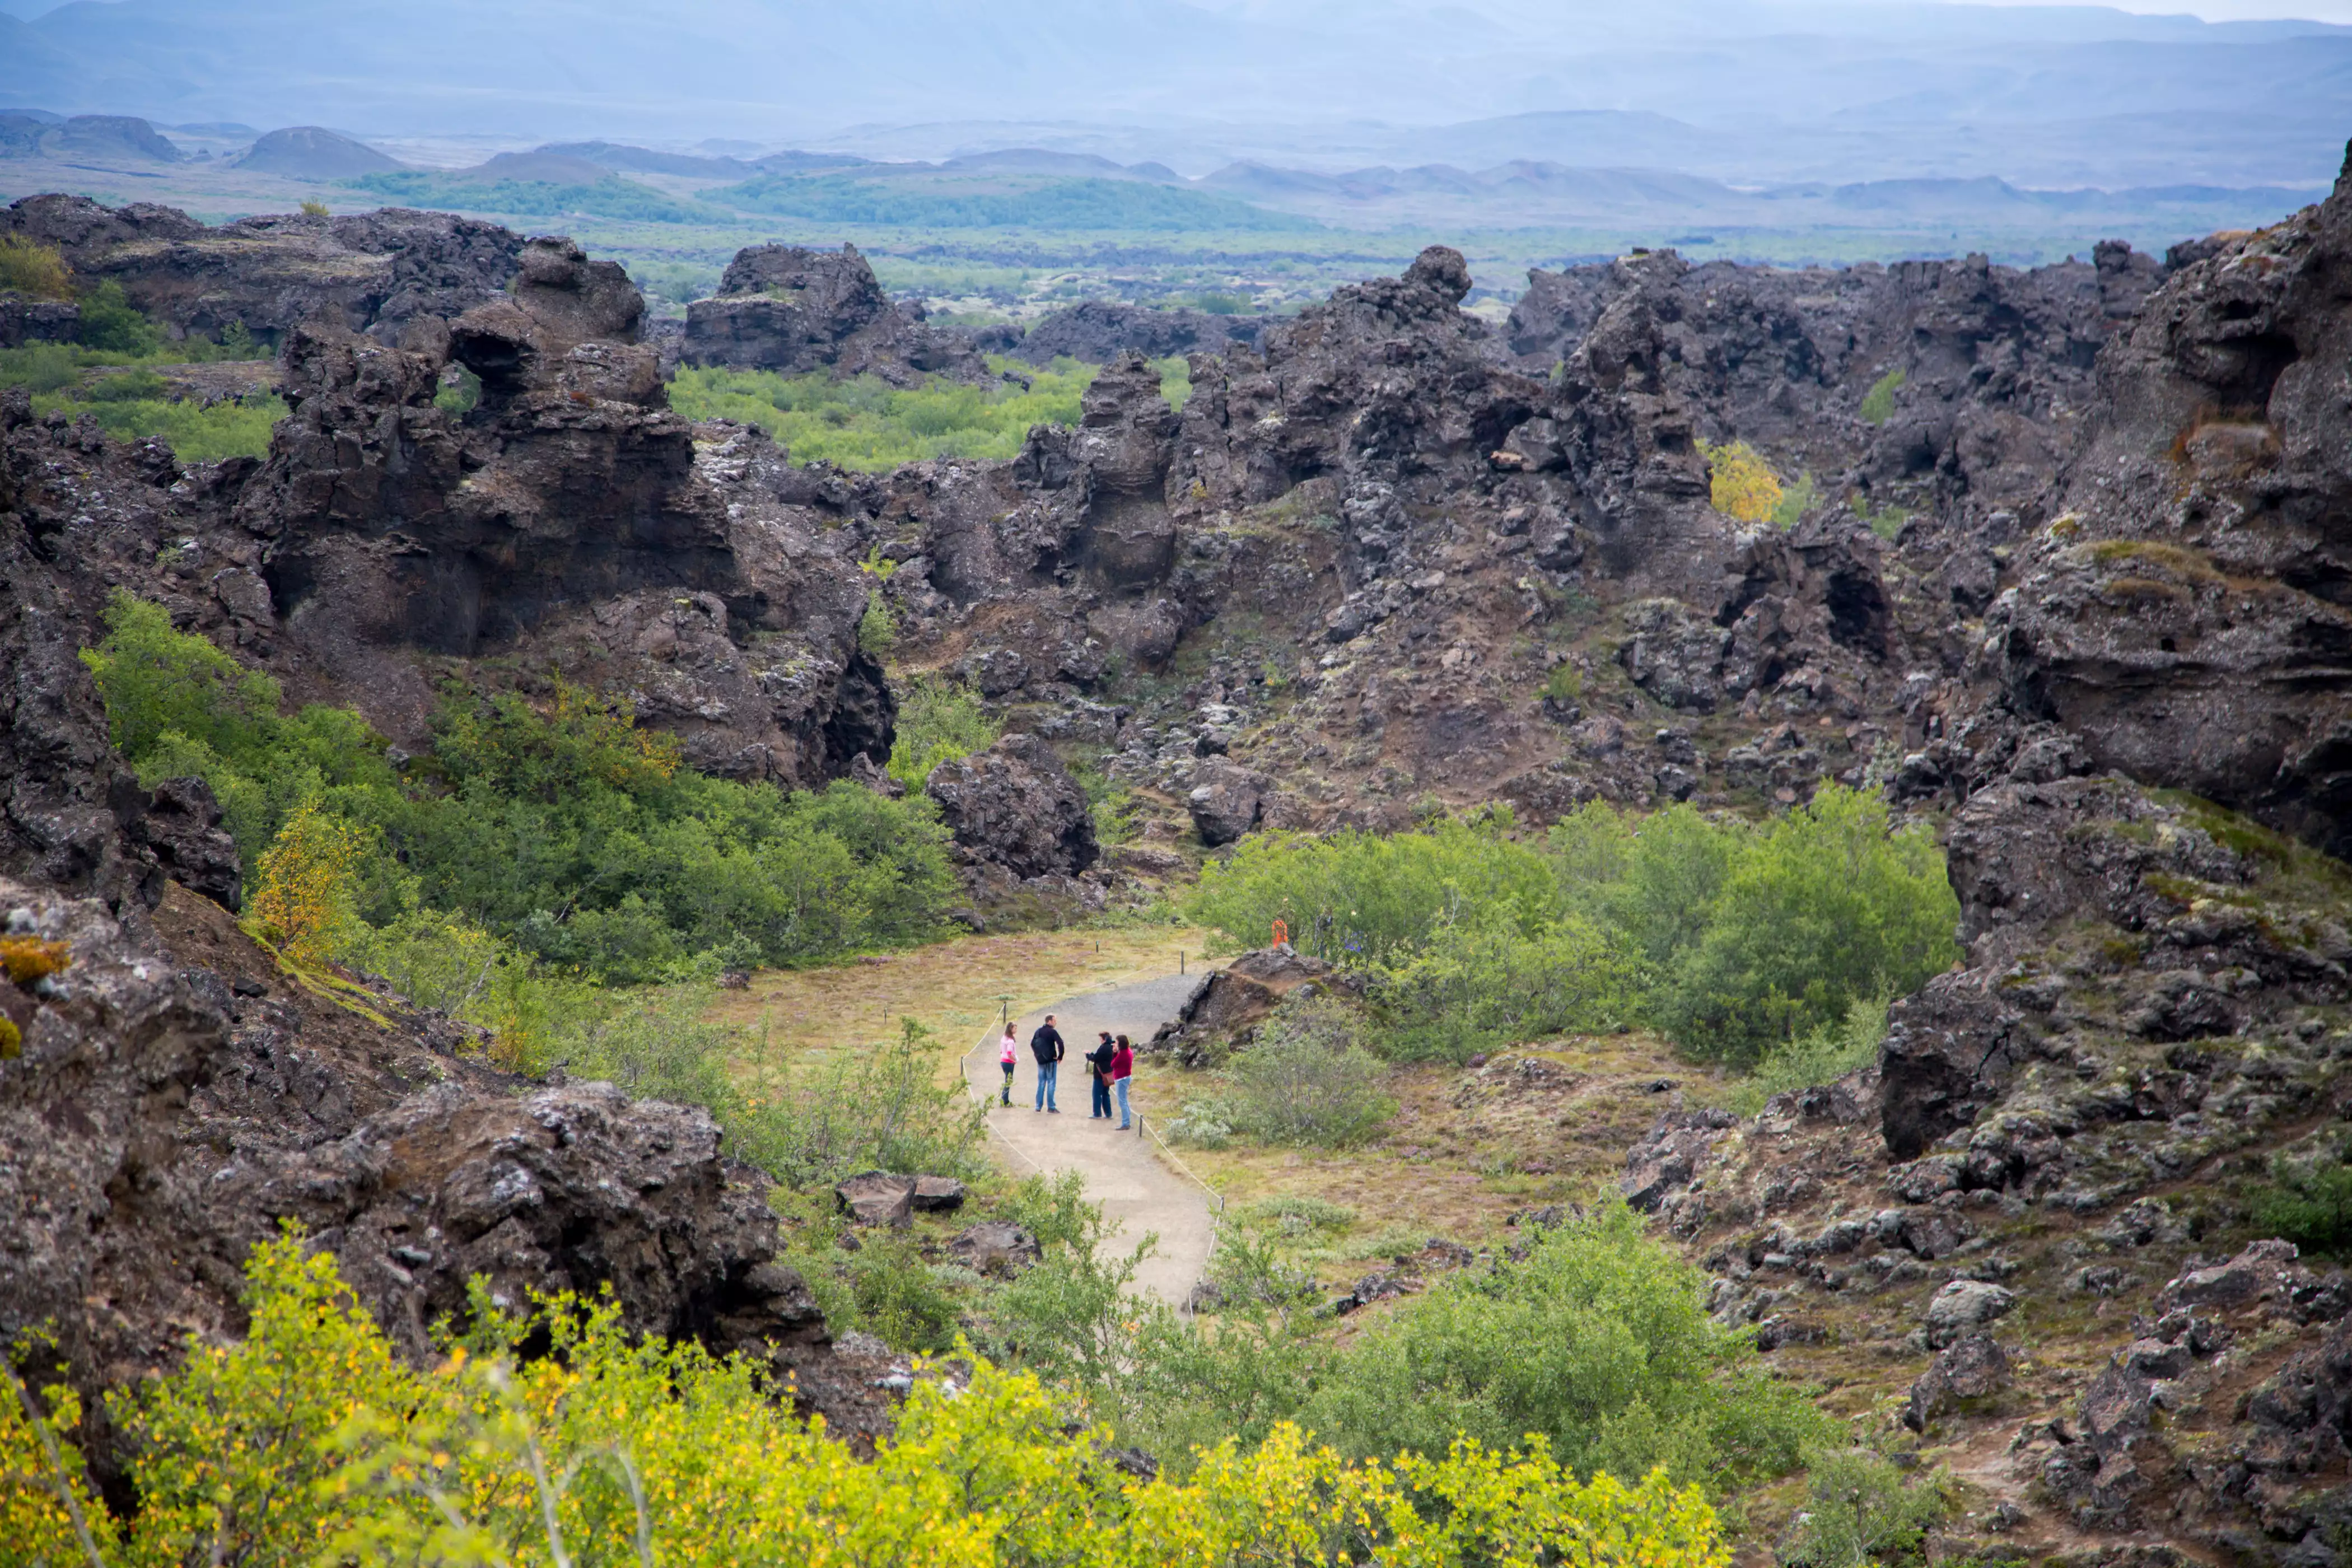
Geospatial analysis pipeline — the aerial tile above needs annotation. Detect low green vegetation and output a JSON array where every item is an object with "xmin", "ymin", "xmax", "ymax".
[
  {"xmin": 669, "ymin": 356, "xmax": 1186, "ymax": 470},
  {"xmin": 2253, "ymin": 1140, "xmax": 2352, "ymax": 1257},
  {"xmin": 348, "ymin": 171, "xmax": 717, "ymax": 223},
  {"xmin": 0, "ymin": 308, "xmax": 281, "ymax": 461},
  {"xmin": 1166, "ymin": 995, "xmax": 1399, "ymax": 1148},
  {"xmin": 1015, "ymin": 1200, "xmax": 1828, "ymax": 1496},
  {"xmin": 0, "ymin": 1235, "xmax": 1733, "ymax": 1568},
  {"xmin": 712, "ymin": 172, "xmax": 1318, "ymax": 233},
  {"xmin": 1723, "ymin": 995, "xmax": 1891, "ymax": 1116},
  {"xmin": 82, "ymin": 593, "xmax": 959, "ymax": 985},
  {"xmin": 1189, "ymin": 792, "xmax": 1957, "ymax": 1068},
  {"xmin": 886, "ymin": 674, "xmax": 1000, "ymax": 788},
  {"xmin": 1859, "ymin": 366, "xmax": 1907, "ymax": 425}
]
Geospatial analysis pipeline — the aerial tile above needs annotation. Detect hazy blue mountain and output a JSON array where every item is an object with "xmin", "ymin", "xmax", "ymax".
[{"xmin": 0, "ymin": 0, "xmax": 2344, "ymax": 188}]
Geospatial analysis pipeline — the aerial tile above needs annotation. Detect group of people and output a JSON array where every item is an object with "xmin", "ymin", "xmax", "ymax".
[{"xmin": 999, "ymin": 1012, "xmax": 1133, "ymax": 1128}]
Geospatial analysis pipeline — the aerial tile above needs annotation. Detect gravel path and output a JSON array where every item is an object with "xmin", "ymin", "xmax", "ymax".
[{"xmin": 960, "ymin": 973, "xmax": 1217, "ymax": 1307}]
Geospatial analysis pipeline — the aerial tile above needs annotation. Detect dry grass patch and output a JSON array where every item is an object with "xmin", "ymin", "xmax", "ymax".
[{"xmin": 705, "ymin": 925, "xmax": 1213, "ymax": 1085}]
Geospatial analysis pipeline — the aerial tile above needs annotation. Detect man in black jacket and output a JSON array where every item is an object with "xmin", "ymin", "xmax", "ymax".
[
  {"xmin": 1086, "ymin": 1030, "xmax": 1117, "ymax": 1119},
  {"xmin": 1030, "ymin": 1014, "xmax": 1065, "ymax": 1113}
]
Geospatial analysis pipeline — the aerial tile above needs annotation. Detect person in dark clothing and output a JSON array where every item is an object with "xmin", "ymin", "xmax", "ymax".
[
  {"xmin": 1087, "ymin": 1031, "xmax": 1116, "ymax": 1118},
  {"xmin": 1030, "ymin": 1015, "xmax": 1065, "ymax": 1113}
]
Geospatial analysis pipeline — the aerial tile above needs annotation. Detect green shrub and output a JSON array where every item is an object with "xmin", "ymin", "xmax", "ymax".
[
  {"xmin": 1294, "ymin": 1201, "xmax": 1831, "ymax": 1487},
  {"xmin": 82, "ymin": 596, "xmax": 962, "ymax": 982},
  {"xmin": 1209, "ymin": 995, "xmax": 1397, "ymax": 1147},
  {"xmin": 74, "ymin": 279, "xmax": 160, "ymax": 354},
  {"xmin": 885, "ymin": 673, "xmax": 998, "ymax": 787},
  {"xmin": 1188, "ymin": 814, "xmax": 1561, "ymax": 964},
  {"xmin": 2253, "ymin": 1142, "xmax": 2352, "ymax": 1256},
  {"xmin": 83, "ymin": 367, "xmax": 167, "ymax": 401},
  {"xmin": 35, "ymin": 390, "xmax": 286, "ymax": 461},
  {"xmin": 2, "ymin": 1235, "xmax": 1734, "ymax": 1567},
  {"xmin": 669, "ymin": 357, "xmax": 1099, "ymax": 470},
  {"xmin": 1725, "ymin": 995, "xmax": 1890, "ymax": 1116},
  {"xmin": 1192, "ymin": 788, "xmax": 1957, "ymax": 1067},
  {"xmin": 1859, "ymin": 367, "xmax": 1907, "ymax": 426},
  {"xmin": 1573, "ymin": 802, "xmax": 1739, "ymax": 971},
  {"xmin": 1653, "ymin": 787, "xmax": 1957, "ymax": 1064},
  {"xmin": 857, "ymin": 589, "xmax": 896, "ymax": 655},
  {"xmin": 1370, "ymin": 914, "xmax": 1646, "ymax": 1062},
  {"xmin": 1543, "ymin": 661, "xmax": 1583, "ymax": 703},
  {"xmin": 1779, "ymin": 1448, "xmax": 1949, "ymax": 1568},
  {"xmin": 1770, "ymin": 469, "xmax": 1819, "ymax": 529}
]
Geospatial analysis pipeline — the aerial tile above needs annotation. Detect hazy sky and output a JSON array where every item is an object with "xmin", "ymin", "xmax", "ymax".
[{"xmin": 2, "ymin": 0, "xmax": 2350, "ymax": 19}]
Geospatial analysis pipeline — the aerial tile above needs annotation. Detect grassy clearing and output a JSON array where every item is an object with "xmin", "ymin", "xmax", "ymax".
[
  {"xmin": 705, "ymin": 923, "xmax": 1212, "ymax": 1088},
  {"xmin": 1132, "ymin": 1032, "xmax": 1736, "ymax": 1292},
  {"xmin": 2, "ymin": 338, "xmax": 283, "ymax": 461},
  {"xmin": 670, "ymin": 354, "xmax": 1188, "ymax": 470}
]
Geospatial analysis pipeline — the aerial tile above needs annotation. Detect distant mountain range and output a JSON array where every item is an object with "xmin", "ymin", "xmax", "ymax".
[
  {"xmin": 0, "ymin": 0, "xmax": 2346, "ymax": 190},
  {"xmin": 0, "ymin": 113, "xmax": 2323, "ymax": 242}
]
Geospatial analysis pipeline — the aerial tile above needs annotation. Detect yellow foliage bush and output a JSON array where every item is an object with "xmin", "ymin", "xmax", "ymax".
[
  {"xmin": 0, "ymin": 235, "xmax": 74, "ymax": 301},
  {"xmin": 0, "ymin": 937, "xmax": 72, "ymax": 986},
  {"xmin": 248, "ymin": 800, "xmax": 370, "ymax": 966},
  {"xmin": 1698, "ymin": 440, "xmax": 1783, "ymax": 524},
  {"xmin": 2, "ymin": 1236, "xmax": 1734, "ymax": 1568}
]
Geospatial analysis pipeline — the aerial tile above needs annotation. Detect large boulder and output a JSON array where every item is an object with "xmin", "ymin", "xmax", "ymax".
[
  {"xmin": 924, "ymin": 732, "xmax": 1098, "ymax": 880},
  {"xmin": 1187, "ymin": 758, "xmax": 1266, "ymax": 847},
  {"xmin": 682, "ymin": 242, "xmax": 986, "ymax": 385}
]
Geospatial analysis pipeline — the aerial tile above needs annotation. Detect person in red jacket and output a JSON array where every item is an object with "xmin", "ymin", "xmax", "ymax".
[{"xmin": 1109, "ymin": 1033, "xmax": 1135, "ymax": 1130}]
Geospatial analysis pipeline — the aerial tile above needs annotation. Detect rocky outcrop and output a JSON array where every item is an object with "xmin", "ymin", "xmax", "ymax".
[
  {"xmin": 0, "ymin": 389, "xmax": 160, "ymax": 909},
  {"xmin": 1621, "ymin": 1106, "xmax": 1739, "ymax": 1212},
  {"xmin": 1008, "ymin": 301, "xmax": 1266, "ymax": 365},
  {"xmin": 0, "ymin": 291, "xmax": 76, "ymax": 347},
  {"xmin": 2, "ymin": 193, "xmax": 522, "ymax": 343},
  {"xmin": 1187, "ymin": 758, "xmax": 1266, "ymax": 846},
  {"xmin": 1994, "ymin": 146, "xmax": 2352, "ymax": 861},
  {"xmin": 682, "ymin": 243, "xmax": 986, "ymax": 385},
  {"xmin": 130, "ymin": 777, "xmax": 241, "ymax": 911},
  {"xmin": 1144, "ymin": 946, "xmax": 1357, "ymax": 1064},
  {"xmin": 230, "ymin": 239, "xmax": 887, "ymax": 782},
  {"xmin": 0, "ymin": 873, "xmax": 864, "ymax": 1487},
  {"xmin": 2027, "ymin": 1241, "xmax": 2352, "ymax": 1555},
  {"xmin": 924, "ymin": 731, "xmax": 1098, "ymax": 881},
  {"xmin": 1506, "ymin": 237, "xmax": 2163, "ymax": 538}
]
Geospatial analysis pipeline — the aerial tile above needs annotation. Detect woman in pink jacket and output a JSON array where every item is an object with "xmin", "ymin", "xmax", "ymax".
[
  {"xmin": 997, "ymin": 1025, "xmax": 1018, "ymax": 1107},
  {"xmin": 1109, "ymin": 1034, "xmax": 1135, "ymax": 1130}
]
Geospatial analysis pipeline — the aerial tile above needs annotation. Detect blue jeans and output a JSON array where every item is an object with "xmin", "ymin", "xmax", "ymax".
[
  {"xmin": 1034, "ymin": 1060, "xmax": 1058, "ymax": 1110},
  {"xmin": 1114, "ymin": 1076, "xmax": 1131, "ymax": 1128},
  {"xmin": 1091, "ymin": 1074, "xmax": 1113, "ymax": 1118}
]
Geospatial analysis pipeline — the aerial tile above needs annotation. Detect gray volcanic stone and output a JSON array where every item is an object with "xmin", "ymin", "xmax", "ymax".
[
  {"xmin": 927, "ymin": 732, "xmax": 1099, "ymax": 880},
  {"xmin": 1926, "ymin": 1280, "xmax": 2018, "ymax": 1348}
]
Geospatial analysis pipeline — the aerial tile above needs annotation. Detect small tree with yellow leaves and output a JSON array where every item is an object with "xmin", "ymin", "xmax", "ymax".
[
  {"xmin": 1698, "ymin": 439, "xmax": 1784, "ymax": 525},
  {"xmin": 248, "ymin": 800, "xmax": 370, "ymax": 966}
]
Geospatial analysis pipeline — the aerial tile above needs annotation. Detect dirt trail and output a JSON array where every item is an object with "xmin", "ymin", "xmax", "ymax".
[{"xmin": 960, "ymin": 974, "xmax": 1217, "ymax": 1308}]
